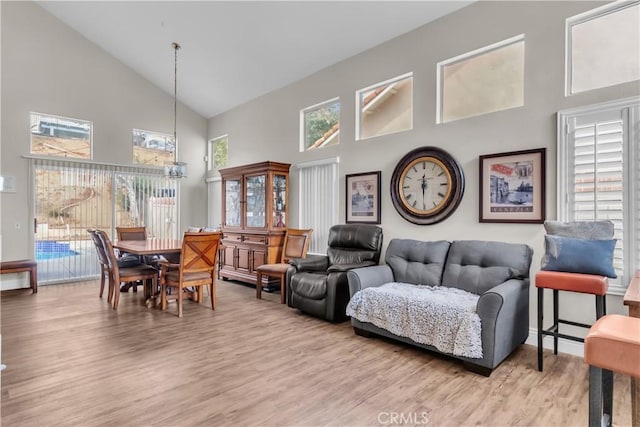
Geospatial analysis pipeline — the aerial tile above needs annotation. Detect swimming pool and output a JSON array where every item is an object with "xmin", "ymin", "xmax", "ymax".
[{"xmin": 35, "ymin": 241, "xmax": 80, "ymax": 261}]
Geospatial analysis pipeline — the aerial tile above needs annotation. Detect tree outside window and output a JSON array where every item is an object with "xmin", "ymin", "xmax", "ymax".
[
  {"xmin": 301, "ymin": 99, "xmax": 340, "ymax": 151},
  {"xmin": 209, "ymin": 135, "xmax": 228, "ymax": 170}
]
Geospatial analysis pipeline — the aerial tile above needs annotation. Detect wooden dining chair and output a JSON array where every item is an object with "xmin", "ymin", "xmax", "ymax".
[
  {"xmin": 256, "ymin": 228, "xmax": 313, "ymax": 304},
  {"xmin": 116, "ymin": 226, "xmax": 152, "ymax": 291},
  {"xmin": 96, "ymin": 230, "xmax": 159, "ymax": 310},
  {"xmin": 160, "ymin": 232, "xmax": 222, "ymax": 317},
  {"xmin": 88, "ymin": 229, "xmax": 114, "ymax": 302},
  {"xmin": 116, "ymin": 226, "xmax": 147, "ymax": 241}
]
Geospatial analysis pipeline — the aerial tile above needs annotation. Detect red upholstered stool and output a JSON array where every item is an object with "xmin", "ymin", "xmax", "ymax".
[
  {"xmin": 585, "ymin": 314, "xmax": 640, "ymax": 427},
  {"xmin": 536, "ymin": 270, "xmax": 608, "ymax": 371}
]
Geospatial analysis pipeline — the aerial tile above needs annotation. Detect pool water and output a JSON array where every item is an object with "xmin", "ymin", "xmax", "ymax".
[{"xmin": 35, "ymin": 241, "xmax": 80, "ymax": 261}]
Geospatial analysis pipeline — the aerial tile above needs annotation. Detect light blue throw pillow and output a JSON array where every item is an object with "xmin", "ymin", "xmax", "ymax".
[{"xmin": 542, "ymin": 235, "xmax": 616, "ymax": 278}]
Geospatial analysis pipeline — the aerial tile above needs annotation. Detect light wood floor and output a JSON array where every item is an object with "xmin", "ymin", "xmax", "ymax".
[{"xmin": 0, "ymin": 280, "xmax": 632, "ymax": 426}]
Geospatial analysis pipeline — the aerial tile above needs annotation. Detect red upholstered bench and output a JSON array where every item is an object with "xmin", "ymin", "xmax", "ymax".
[{"xmin": 0, "ymin": 259, "xmax": 38, "ymax": 293}]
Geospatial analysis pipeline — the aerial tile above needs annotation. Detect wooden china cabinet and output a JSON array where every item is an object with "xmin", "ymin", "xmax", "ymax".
[{"xmin": 219, "ymin": 161, "xmax": 290, "ymax": 286}]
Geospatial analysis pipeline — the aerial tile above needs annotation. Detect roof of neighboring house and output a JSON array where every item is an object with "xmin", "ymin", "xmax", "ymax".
[
  {"xmin": 308, "ymin": 122, "xmax": 340, "ymax": 150},
  {"xmin": 308, "ymin": 79, "xmax": 407, "ymax": 149}
]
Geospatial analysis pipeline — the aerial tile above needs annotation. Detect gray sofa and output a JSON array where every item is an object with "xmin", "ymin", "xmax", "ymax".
[{"xmin": 346, "ymin": 239, "xmax": 533, "ymax": 376}]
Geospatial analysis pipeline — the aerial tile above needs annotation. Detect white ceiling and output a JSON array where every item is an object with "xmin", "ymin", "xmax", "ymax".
[{"xmin": 37, "ymin": 1, "xmax": 472, "ymax": 119}]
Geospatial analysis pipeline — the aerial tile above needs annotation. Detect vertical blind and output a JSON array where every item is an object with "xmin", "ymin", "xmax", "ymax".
[
  {"xmin": 31, "ymin": 158, "xmax": 178, "ymax": 284},
  {"xmin": 298, "ymin": 158, "xmax": 339, "ymax": 254}
]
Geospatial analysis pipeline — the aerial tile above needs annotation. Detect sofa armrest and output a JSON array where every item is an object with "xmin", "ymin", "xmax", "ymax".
[
  {"xmin": 289, "ymin": 255, "xmax": 329, "ymax": 272},
  {"xmin": 476, "ymin": 278, "xmax": 530, "ymax": 368},
  {"xmin": 347, "ymin": 264, "xmax": 395, "ymax": 296},
  {"xmin": 327, "ymin": 260, "xmax": 377, "ymax": 273}
]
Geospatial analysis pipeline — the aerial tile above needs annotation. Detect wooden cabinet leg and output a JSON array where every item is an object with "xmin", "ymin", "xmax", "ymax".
[{"xmin": 256, "ymin": 272, "xmax": 263, "ymax": 299}]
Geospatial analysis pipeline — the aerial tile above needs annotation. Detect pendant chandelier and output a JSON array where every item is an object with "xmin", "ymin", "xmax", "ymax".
[{"xmin": 164, "ymin": 41, "xmax": 187, "ymax": 179}]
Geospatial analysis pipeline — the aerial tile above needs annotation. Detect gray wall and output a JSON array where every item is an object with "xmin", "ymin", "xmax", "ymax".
[
  {"xmin": 208, "ymin": 1, "xmax": 639, "ymax": 333},
  {"xmin": 0, "ymin": 1, "xmax": 209, "ymax": 284}
]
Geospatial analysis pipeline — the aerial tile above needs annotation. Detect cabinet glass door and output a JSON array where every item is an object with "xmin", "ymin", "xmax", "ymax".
[
  {"xmin": 225, "ymin": 178, "xmax": 241, "ymax": 227},
  {"xmin": 246, "ymin": 174, "xmax": 266, "ymax": 228},
  {"xmin": 273, "ymin": 174, "xmax": 287, "ymax": 228}
]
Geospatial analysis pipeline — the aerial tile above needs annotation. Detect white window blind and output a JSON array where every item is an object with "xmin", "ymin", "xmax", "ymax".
[
  {"xmin": 31, "ymin": 157, "xmax": 178, "ymax": 284},
  {"xmin": 206, "ymin": 176, "xmax": 222, "ymax": 229},
  {"xmin": 558, "ymin": 97, "xmax": 640, "ymax": 293},
  {"xmin": 298, "ymin": 158, "xmax": 339, "ymax": 254}
]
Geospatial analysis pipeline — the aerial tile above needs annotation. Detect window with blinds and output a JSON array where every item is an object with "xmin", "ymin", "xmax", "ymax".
[
  {"xmin": 297, "ymin": 158, "xmax": 339, "ymax": 254},
  {"xmin": 558, "ymin": 97, "xmax": 640, "ymax": 293},
  {"xmin": 31, "ymin": 158, "xmax": 178, "ymax": 284}
]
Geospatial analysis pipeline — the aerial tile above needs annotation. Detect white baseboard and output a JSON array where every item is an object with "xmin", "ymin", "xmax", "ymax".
[{"xmin": 525, "ymin": 327, "xmax": 584, "ymax": 357}]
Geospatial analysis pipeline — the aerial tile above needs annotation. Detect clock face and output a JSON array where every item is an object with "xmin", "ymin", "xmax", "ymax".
[
  {"xmin": 399, "ymin": 157, "xmax": 453, "ymax": 215},
  {"xmin": 390, "ymin": 147, "xmax": 465, "ymax": 225}
]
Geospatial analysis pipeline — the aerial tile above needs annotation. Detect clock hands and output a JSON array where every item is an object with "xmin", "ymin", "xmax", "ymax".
[
  {"xmin": 402, "ymin": 160, "xmax": 451, "ymax": 212},
  {"xmin": 420, "ymin": 173, "xmax": 427, "ymax": 210}
]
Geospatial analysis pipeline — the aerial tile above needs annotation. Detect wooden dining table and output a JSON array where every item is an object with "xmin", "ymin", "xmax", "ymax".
[
  {"xmin": 112, "ymin": 238, "xmax": 183, "ymax": 257},
  {"xmin": 112, "ymin": 239, "xmax": 183, "ymax": 307}
]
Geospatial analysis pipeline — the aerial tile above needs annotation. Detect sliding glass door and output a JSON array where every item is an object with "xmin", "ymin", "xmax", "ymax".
[{"xmin": 32, "ymin": 158, "xmax": 178, "ymax": 284}]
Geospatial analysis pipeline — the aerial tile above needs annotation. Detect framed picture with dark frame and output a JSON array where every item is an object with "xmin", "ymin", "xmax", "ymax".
[
  {"xmin": 345, "ymin": 171, "xmax": 381, "ymax": 224},
  {"xmin": 479, "ymin": 148, "xmax": 546, "ymax": 224}
]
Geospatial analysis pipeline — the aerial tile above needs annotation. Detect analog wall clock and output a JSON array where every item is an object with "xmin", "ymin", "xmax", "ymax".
[{"xmin": 390, "ymin": 146, "xmax": 465, "ymax": 225}]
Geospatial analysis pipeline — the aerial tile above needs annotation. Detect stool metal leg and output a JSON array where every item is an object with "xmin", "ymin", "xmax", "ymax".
[
  {"xmin": 589, "ymin": 365, "xmax": 603, "ymax": 427},
  {"xmin": 553, "ymin": 289, "xmax": 559, "ymax": 355},
  {"xmin": 596, "ymin": 295, "xmax": 605, "ymax": 319},
  {"xmin": 537, "ymin": 287, "xmax": 544, "ymax": 371},
  {"xmin": 603, "ymin": 369, "xmax": 613, "ymax": 426},
  {"xmin": 590, "ymin": 365, "xmax": 614, "ymax": 427}
]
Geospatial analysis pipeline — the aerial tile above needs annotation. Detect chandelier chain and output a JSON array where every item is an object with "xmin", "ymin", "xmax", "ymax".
[{"xmin": 172, "ymin": 42, "xmax": 180, "ymax": 148}]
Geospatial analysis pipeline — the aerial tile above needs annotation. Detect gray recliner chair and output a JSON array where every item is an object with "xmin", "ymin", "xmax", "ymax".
[{"xmin": 286, "ymin": 224, "xmax": 383, "ymax": 322}]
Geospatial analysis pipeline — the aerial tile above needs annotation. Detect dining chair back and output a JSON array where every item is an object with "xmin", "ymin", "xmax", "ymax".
[
  {"xmin": 116, "ymin": 226, "xmax": 147, "ymax": 241},
  {"xmin": 116, "ymin": 225, "xmax": 159, "ymax": 270},
  {"xmin": 160, "ymin": 232, "xmax": 222, "ymax": 317},
  {"xmin": 88, "ymin": 228, "xmax": 113, "ymax": 302},
  {"xmin": 96, "ymin": 230, "xmax": 159, "ymax": 310},
  {"xmin": 280, "ymin": 228, "xmax": 313, "ymax": 263},
  {"xmin": 256, "ymin": 228, "xmax": 313, "ymax": 303}
]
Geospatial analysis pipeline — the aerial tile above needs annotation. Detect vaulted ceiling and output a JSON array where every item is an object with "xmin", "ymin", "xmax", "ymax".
[{"xmin": 38, "ymin": 1, "xmax": 472, "ymax": 118}]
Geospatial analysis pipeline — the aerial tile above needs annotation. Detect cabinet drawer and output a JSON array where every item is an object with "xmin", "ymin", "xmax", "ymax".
[
  {"xmin": 222, "ymin": 233, "xmax": 243, "ymax": 242},
  {"xmin": 243, "ymin": 235, "xmax": 266, "ymax": 244},
  {"xmin": 222, "ymin": 233, "xmax": 266, "ymax": 244}
]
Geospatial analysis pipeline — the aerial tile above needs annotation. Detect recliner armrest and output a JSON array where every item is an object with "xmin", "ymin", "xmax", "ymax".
[
  {"xmin": 327, "ymin": 260, "xmax": 377, "ymax": 273},
  {"xmin": 289, "ymin": 255, "xmax": 329, "ymax": 272}
]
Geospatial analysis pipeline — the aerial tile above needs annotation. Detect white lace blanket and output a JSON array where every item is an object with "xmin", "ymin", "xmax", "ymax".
[{"xmin": 346, "ymin": 282, "xmax": 483, "ymax": 359}]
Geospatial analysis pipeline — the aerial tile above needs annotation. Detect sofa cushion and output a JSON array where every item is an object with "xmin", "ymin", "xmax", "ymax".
[
  {"xmin": 290, "ymin": 272, "xmax": 327, "ymax": 300},
  {"xmin": 544, "ymin": 220, "xmax": 614, "ymax": 239},
  {"xmin": 385, "ymin": 239, "xmax": 451, "ymax": 286},
  {"xmin": 541, "ymin": 235, "xmax": 617, "ymax": 278},
  {"xmin": 541, "ymin": 220, "xmax": 614, "ymax": 272},
  {"xmin": 442, "ymin": 240, "xmax": 533, "ymax": 295}
]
